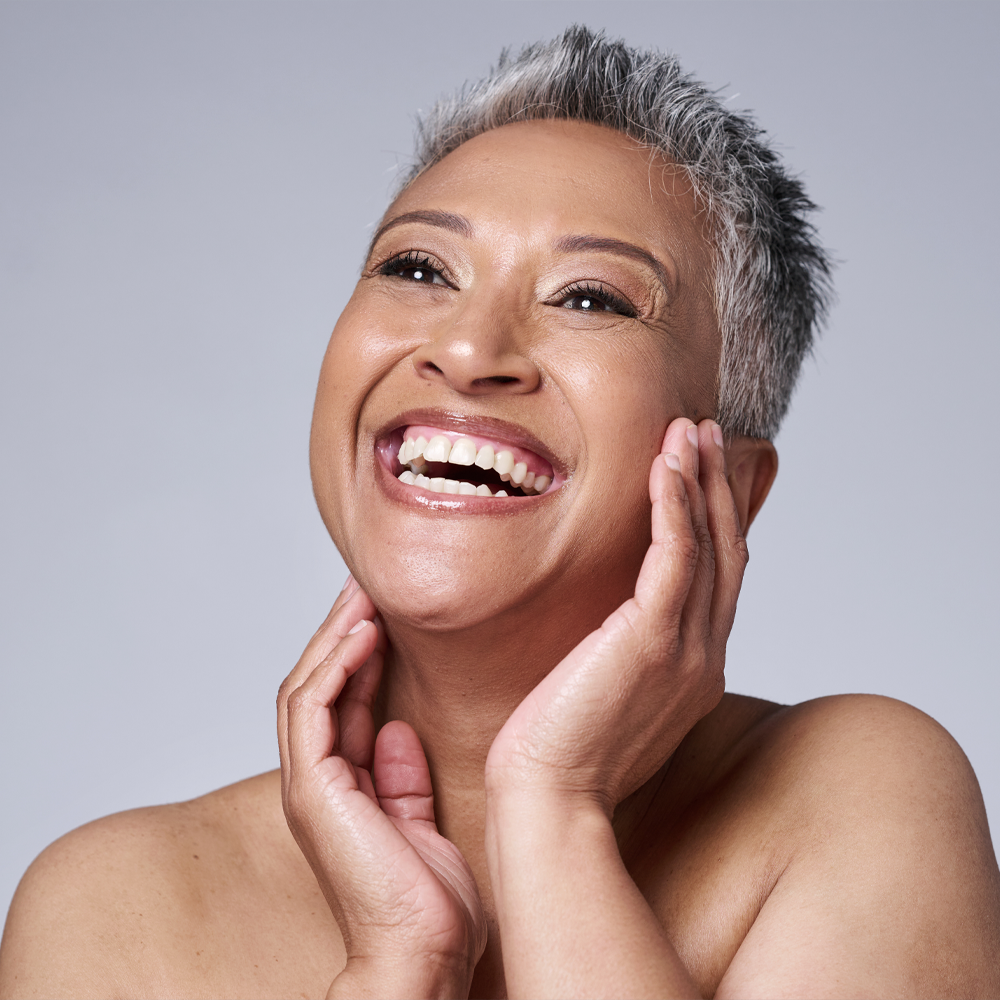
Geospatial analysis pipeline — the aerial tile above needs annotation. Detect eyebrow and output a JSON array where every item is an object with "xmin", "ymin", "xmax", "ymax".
[
  {"xmin": 367, "ymin": 216, "xmax": 674, "ymax": 294},
  {"xmin": 555, "ymin": 234, "xmax": 672, "ymax": 292},
  {"xmin": 367, "ymin": 210, "xmax": 473, "ymax": 258}
]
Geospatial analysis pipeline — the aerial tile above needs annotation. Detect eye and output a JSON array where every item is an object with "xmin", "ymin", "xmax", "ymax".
[
  {"xmin": 556, "ymin": 282, "xmax": 636, "ymax": 318},
  {"xmin": 379, "ymin": 251, "xmax": 450, "ymax": 286}
]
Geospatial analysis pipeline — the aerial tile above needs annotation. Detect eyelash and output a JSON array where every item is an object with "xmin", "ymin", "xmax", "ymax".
[
  {"xmin": 557, "ymin": 281, "xmax": 637, "ymax": 318},
  {"xmin": 376, "ymin": 251, "xmax": 638, "ymax": 318},
  {"xmin": 377, "ymin": 251, "xmax": 449, "ymax": 283}
]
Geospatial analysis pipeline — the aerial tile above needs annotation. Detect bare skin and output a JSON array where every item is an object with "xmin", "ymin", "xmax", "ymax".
[{"xmin": 2, "ymin": 120, "xmax": 998, "ymax": 999}]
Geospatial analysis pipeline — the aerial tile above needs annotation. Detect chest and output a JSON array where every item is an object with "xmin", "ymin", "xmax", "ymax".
[{"xmin": 156, "ymin": 787, "xmax": 781, "ymax": 999}]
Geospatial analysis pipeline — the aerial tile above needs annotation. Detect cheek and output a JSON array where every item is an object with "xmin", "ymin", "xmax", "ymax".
[
  {"xmin": 310, "ymin": 295, "xmax": 407, "ymax": 459},
  {"xmin": 308, "ymin": 320, "xmax": 375, "ymax": 545},
  {"xmin": 308, "ymin": 402, "xmax": 350, "ymax": 554},
  {"xmin": 552, "ymin": 347, "xmax": 667, "ymax": 544},
  {"xmin": 558, "ymin": 336, "xmax": 677, "ymax": 457}
]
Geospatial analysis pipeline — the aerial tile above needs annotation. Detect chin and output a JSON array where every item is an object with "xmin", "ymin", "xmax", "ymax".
[{"xmin": 354, "ymin": 539, "xmax": 540, "ymax": 632}]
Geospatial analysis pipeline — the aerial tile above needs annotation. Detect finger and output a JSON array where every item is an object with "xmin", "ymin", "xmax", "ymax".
[
  {"xmin": 336, "ymin": 616, "xmax": 387, "ymax": 770},
  {"xmin": 277, "ymin": 585, "xmax": 376, "ymax": 771},
  {"xmin": 293, "ymin": 581, "xmax": 374, "ymax": 691},
  {"xmin": 327, "ymin": 573, "xmax": 359, "ymax": 620},
  {"xmin": 700, "ymin": 422, "xmax": 749, "ymax": 634},
  {"xmin": 284, "ymin": 620, "xmax": 378, "ymax": 777},
  {"xmin": 299, "ymin": 573, "xmax": 359, "ymax": 652},
  {"xmin": 372, "ymin": 720, "xmax": 436, "ymax": 825},
  {"xmin": 635, "ymin": 446, "xmax": 698, "ymax": 632},
  {"xmin": 659, "ymin": 418, "xmax": 715, "ymax": 628}
]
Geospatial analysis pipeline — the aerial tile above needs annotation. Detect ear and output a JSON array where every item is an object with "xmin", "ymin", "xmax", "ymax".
[{"xmin": 724, "ymin": 436, "xmax": 778, "ymax": 535}]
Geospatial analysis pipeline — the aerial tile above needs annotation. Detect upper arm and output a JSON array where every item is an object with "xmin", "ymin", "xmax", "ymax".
[
  {"xmin": 716, "ymin": 695, "xmax": 1000, "ymax": 1000},
  {"xmin": 0, "ymin": 811, "xmax": 189, "ymax": 999}
]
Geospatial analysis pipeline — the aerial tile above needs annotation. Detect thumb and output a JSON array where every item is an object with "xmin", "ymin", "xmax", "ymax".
[{"xmin": 373, "ymin": 721, "xmax": 436, "ymax": 824}]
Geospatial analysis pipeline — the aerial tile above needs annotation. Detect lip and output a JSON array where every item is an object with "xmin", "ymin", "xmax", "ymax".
[
  {"xmin": 373, "ymin": 407, "xmax": 570, "ymax": 512},
  {"xmin": 377, "ymin": 408, "xmax": 568, "ymax": 472}
]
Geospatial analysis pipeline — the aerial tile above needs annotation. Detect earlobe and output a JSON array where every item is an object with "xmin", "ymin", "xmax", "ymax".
[{"xmin": 725, "ymin": 437, "xmax": 778, "ymax": 534}]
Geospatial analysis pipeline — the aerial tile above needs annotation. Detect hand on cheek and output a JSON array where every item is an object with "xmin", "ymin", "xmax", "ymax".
[
  {"xmin": 486, "ymin": 416, "xmax": 747, "ymax": 810},
  {"xmin": 655, "ymin": 416, "xmax": 748, "ymax": 637}
]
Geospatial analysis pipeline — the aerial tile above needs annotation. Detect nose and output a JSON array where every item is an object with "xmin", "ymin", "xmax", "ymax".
[{"xmin": 410, "ymin": 295, "xmax": 541, "ymax": 396}]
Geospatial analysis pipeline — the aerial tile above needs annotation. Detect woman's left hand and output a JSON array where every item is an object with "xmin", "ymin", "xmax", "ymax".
[
  {"xmin": 483, "ymin": 417, "xmax": 747, "ymax": 998},
  {"xmin": 485, "ymin": 415, "xmax": 746, "ymax": 814}
]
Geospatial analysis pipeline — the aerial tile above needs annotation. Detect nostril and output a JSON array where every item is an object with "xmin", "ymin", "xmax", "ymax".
[{"xmin": 412, "ymin": 342, "xmax": 539, "ymax": 393}]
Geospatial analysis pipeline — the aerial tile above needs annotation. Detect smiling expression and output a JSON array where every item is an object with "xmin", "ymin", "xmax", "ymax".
[{"xmin": 310, "ymin": 119, "xmax": 721, "ymax": 632}]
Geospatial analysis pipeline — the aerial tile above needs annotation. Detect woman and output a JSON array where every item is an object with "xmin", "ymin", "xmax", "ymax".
[{"xmin": 2, "ymin": 26, "xmax": 998, "ymax": 999}]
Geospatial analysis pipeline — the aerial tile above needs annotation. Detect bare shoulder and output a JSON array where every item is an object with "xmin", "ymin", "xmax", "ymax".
[
  {"xmin": 0, "ymin": 799, "xmax": 205, "ymax": 998},
  {"xmin": 744, "ymin": 694, "xmax": 998, "ymax": 866},
  {"xmin": 0, "ymin": 770, "xmax": 332, "ymax": 999},
  {"xmin": 720, "ymin": 694, "xmax": 1000, "ymax": 998}
]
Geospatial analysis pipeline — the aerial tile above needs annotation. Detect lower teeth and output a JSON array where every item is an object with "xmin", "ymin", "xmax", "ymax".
[{"xmin": 398, "ymin": 469, "xmax": 513, "ymax": 497}]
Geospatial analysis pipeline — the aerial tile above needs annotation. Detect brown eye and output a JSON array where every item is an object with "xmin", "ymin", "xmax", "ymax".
[
  {"xmin": 399, "ymin": 265, "xmax": 445, "ymax": 284},
  {"xmin": 563, "ymin": 293, "xmax": 611, "ymax": 312},
  {"xmin": 557, "ymin": 282, "xmax": 637, "ymax": 318},
  {"xmin": 379, "ymin": 252, "xmax": 449, "ymax": 286}
]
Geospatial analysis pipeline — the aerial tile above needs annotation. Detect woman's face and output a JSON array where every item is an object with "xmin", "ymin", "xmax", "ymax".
[{"xmin": 311, "ymin": 119, "xmax": 720, "ymax": 633}]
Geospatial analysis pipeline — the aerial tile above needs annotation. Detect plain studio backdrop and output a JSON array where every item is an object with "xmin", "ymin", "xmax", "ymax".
[{"xmin": 2, "ymin": 1, "xmax": 998, "ymax": 918}]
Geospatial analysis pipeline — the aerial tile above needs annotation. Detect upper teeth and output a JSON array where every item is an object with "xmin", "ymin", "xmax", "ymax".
[{"xmin": 397, "ymin": 432, "xmax": 551, "ymax": 496}]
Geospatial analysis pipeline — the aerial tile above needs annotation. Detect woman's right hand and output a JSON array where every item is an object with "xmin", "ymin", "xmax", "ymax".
[{"xmin": 277, "ymin": 578, "xmax": 486, "ymax": 999}]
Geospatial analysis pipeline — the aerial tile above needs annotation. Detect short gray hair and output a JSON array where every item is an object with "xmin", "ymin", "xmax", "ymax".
[{"xmin": 398, "ymin": 25, "xmax": 833, "ymax": 439}]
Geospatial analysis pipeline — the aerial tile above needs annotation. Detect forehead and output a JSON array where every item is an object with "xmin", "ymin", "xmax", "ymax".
[{"xmin": 388, "ymin": 119, "xmax": 713, "ymax": 277}]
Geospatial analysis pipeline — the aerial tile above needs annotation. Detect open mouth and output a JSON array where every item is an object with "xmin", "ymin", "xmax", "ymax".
[{"xmin": 391, "ymin": 423, "xmax": 557, "ymax": 498}]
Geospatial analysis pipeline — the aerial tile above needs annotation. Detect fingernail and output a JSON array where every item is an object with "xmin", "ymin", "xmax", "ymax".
[
  {"xmin": 712, "ymin": 423, "xmax": 724, "ymax": 449},
  {"xmin": 348, "ymin": 619, "xmax": 371, "ymax": 634},
  {"xmin": 339, "ymin": 573, "xmax": 355, "ymax": 596},
  {"xmin": 686, "ymin": 425, "xmax": 699, "ymax": 448},
  {"xmin": 664, "ymin": 453, "xmax": 681, "ymax": 471}
]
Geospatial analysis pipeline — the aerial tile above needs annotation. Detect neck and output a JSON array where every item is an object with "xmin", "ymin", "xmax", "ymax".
[
  {"xmin": 376, "ymin": 607, "xmax": 585, "ymax": 830},
  {"xmin": 369, "ymin": 586, "xmax": 672, "ymax": 1000},
  {"xmin": 374, "ymin": 605, "xmax": 600, "ymax": 1000}
]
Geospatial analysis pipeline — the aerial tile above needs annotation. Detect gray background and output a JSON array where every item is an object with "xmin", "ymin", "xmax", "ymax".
[{"xmin": 2, "ymin": 1, "xmax": 997, "ymax": 919}]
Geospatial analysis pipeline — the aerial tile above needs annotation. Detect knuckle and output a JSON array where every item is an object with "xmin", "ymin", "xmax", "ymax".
[
  {"xmin": 276, "ymin": 679, "xmax": 292, "ymax": 708},
  {"xmin": 725, "ymin": 534, "xmax": 750, "ymax": 570},
  {"xmin": 735, "ymin": 536, "xmax": 749, "ymax": 566},
  {"xmin": 285, "ymin": 685, "xmax": 310, "ymax": 716},
  {"xmin": 729, "ymin": 534, "xmax": 750, "ymax": 566},
  {"xmin": 702, "ymin": 671, "xmax": 726, "ymax": 713},
  {"xmin": 283, "ymin": 784, "xmax": 310, "ymax": 824}
]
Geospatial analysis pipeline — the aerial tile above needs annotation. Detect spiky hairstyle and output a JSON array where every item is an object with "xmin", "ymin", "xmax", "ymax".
[{"xmin": 398, "ymin": 25, "xmax": 833, "ymax": 439}]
